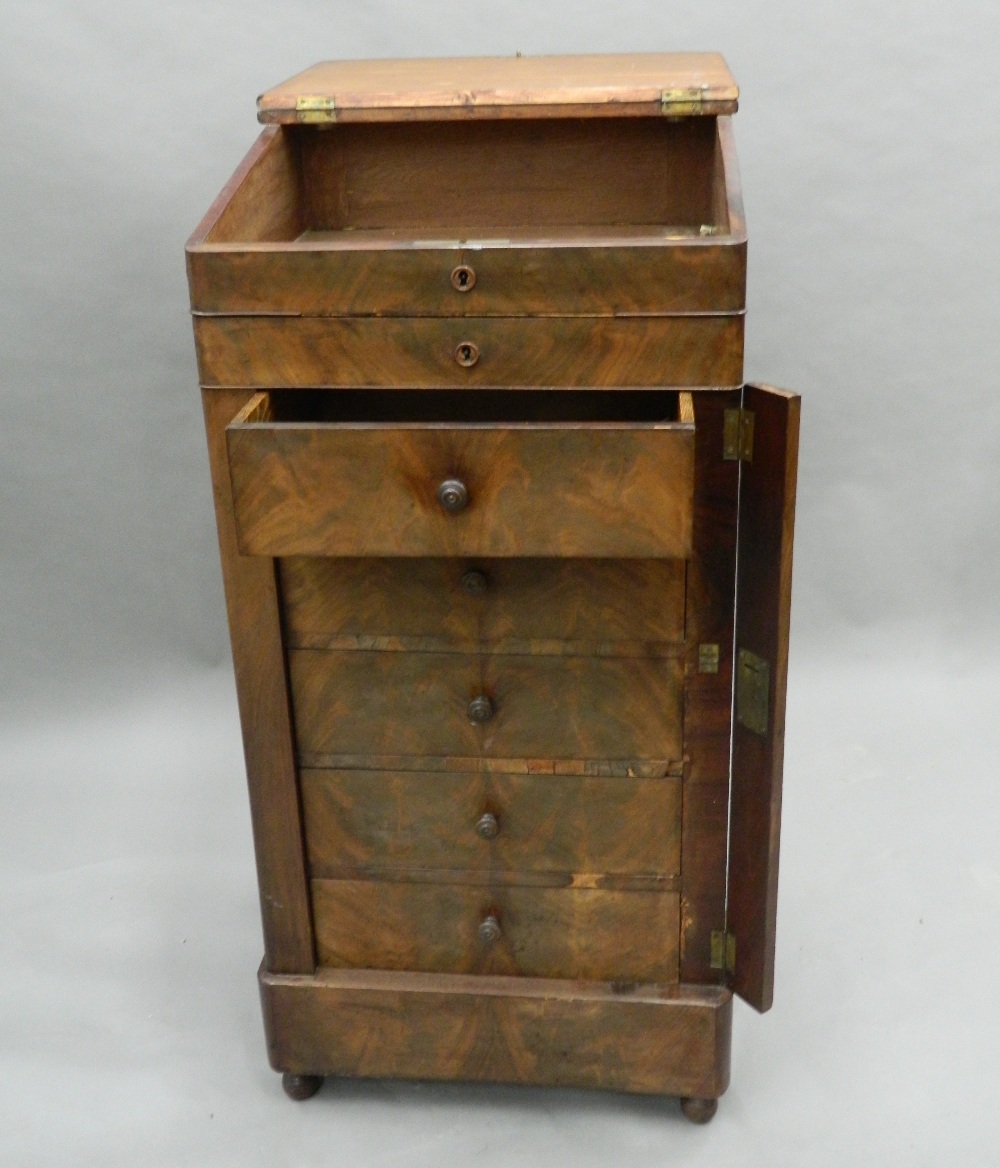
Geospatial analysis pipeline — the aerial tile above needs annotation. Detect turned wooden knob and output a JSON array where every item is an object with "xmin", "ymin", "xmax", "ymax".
[
  {"xmin": 454, "ymin": 341, "xmax": 480, "ymax": 367},
  {"xmin": 467, "ymin": 694, "xmax": 494, "ymax": 724},
  {"xmin": 437, "ymin": 478, "xmax": 469, "ymax": 513},
  {"xmin": 461, "ymin": 569, "xmax": 488, "ymax": 595},
  {"xmin": 450, "ymin": 264, "xmax": 476, "ymax": 292},
  {"xmin": 475, "ymin": 812, "xmax": 500, "ymax": 840},
  {"xmin": 478, "ymin": 914, "xmax": 502, "ymax": 945}
]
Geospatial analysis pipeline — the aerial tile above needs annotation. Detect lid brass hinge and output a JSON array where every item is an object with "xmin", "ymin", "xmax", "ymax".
[
  {"xmin": 723, "ymin": 408, "xmax": 754, "ymax": 461},
  {"xmin": 661, "ymin": 86, "xmax": 707, "ymax": 115},
  {"xmin": 710, "ymin": 930, "xmax": 736, "ymax": 973},
  {"xmin": 296, "ymin": 95, "xmax": 337, "ymax": 123}
]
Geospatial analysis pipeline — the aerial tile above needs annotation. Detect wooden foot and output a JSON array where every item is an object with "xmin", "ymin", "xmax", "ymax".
[
  {"xmin": 282, "ymin": 1072, "xmax": 323, "ymax": 1101},
  {"xmin": 680, "ymin": 1096, "xmax": 718, "ymax": 1124}
]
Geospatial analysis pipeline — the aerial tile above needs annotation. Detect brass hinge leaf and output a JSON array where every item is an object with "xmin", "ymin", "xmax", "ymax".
[
  {"xmin": 296, "ymin": 95, "xmax": 337, "ymax": 123},
  {"xmin": 710, "ymin": 930, "xmax": 736, "ymax": 973},
  {"xmin": 736, "ymin": 648, "xmax": 770, "ymax": 736},
  {"xmin": 723, "ymin": 408, "xmax": 754, "ymax": 461},
  {"xmin": 698, "ymin": 643, "xmax": 720, "ymax": 674},
  {"xmin": 661, "ymin": 86, "xmax": 706, "ymax": 115}
]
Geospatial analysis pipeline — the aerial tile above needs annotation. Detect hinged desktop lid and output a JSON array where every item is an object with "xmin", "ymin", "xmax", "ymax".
[{"xmin": 257, "ymin": 52, "xmax": 738, "ymax": 124}]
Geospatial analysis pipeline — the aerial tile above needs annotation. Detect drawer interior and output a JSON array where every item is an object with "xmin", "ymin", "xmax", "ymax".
[
  {"xmin": 204, "ymin": 117, "xmax": 736, "ymax": 245},
  {"xmin": 246, "ymin": 388, "xmax": 686, "ymax": 425}
]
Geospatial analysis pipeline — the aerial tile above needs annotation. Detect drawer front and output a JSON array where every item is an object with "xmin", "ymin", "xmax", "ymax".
[
  {"xmin": 312, "ymin": 879, "xmax": 680, "ymax": 981},
  {"xmin": 188, "ymin": 240, "xmax": 747, "ymax": 317},
  {"xmin": 301, "ymin": 769, "xmax": 682, "ymax": 878},
  {"xmin": 195, "ymin": 314, "xmax": 744, "ymax": 389},
  {"xmin": 228, "ymin": 406, "xmax": 694, "ymax": 560},
  {"xmin": 280, "ymin": 557, "xmax": 687, "ymax": 651},
  {"xmin": 289, "ymin": 649, "xmax": 684, "ymax": 765}
]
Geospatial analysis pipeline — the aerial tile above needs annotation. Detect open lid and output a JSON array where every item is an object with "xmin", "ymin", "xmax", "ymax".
[{"xmin": 257, "ymin": 52, "xmax": 738, "ymax": 124}]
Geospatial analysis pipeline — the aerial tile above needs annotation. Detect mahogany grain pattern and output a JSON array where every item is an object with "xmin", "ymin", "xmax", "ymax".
[
  {"xmin": 200, "ymin": 390, "xmax": 314, "ymax": 974},
  {"xmin": 194, "ymin": 314, "xmax": 745, "ymax": 390},
  {"xmin": 259, "ymin": 967, "xmax": 732, "ymax": 1099},
  {"xmin": 289, "ymin": 647, "xmax": 684, "ymax": 764},
  {"xmin": 311, "ymin": 879, "xmax": 680, "ymax": 982},
  {"xmin": 728, "ymin": 385, "xmax": 800, "ymax": 1012},
  {"xmin": 279, "ymin": 556, "xmax": 687, "ymax": 650},
  {"xmin": 300, "ymin": 768, "xmax": 682, "ymax": 878},
  {"xmin": 256, "ymin": 53, "xmax": 739, "ymax": 122},
  {"xmin": 226, "ymin": 397, "xmax": 694, "ymax": 560},
  {"xmin": 680, "ymin": 391, "xmax": 740, "ymax": 982},
  {"xmin": 188, "ymin": 235, "xmax": 746, "ymax": 317}
]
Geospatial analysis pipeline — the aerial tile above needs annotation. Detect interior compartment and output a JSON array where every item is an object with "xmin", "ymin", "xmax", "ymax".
[
  {"xmin": 256, "ymin": 388, "xmax": 684, "ymax": 425},
  {"xmin": 204, "ymin": 118, "xmax": 733, "ymax": 246}
]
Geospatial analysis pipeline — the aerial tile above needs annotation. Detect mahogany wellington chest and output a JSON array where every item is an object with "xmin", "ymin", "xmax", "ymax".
[{"xmin": 186, "ymin": 53, "xmax": 799, "ymax": 1123}]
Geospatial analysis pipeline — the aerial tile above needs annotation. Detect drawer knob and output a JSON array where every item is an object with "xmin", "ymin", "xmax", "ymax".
[
  {"xmin": 478, "ymin": 914, "xmax": 502, "ymax": 946},
  {"xmin": 475, "ymin": 812, "xmax": 500, "ymax": 840},
  {"xmin": 450, "ymin": 264, "xmax": 476, "ymax": 292},
  {"xmin": 461, "ymin": 569, "xmax": 488, "ymax": 595},
  {"xmin": 437, "ymin": 478, "xmax": 469, "ymax": 513},
  {"xmin": 455, "ymin": 341, "xmax": 480, "ymax": 368},
  {"xmin": 467, "ymin": 694, "xmax": 494, "ymax": 724}
]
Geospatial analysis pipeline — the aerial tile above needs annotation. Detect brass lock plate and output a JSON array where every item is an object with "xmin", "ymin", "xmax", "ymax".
[{"xmin": 736, "ymin": 648, "xmax": 769, "ymax": 736}]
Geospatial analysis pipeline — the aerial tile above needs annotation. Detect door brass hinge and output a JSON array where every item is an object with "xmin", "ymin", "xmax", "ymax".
[
  {"xmin": 710, "ymin": 931, "xmax": 736, "ymax": 973},
  {"xmin": 723, "ymin": 408, "xmax": 754, "ymax": 461},
  {"xmin": 736, "ymin": 648, "xmax": 770, "ymax": 736}
]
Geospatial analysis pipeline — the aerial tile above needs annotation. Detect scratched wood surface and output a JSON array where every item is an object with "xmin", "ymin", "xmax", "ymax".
[
  {"xmin": 195, "ymin": 314, "xmax": 744, "ymax": 389},
  {"xmin": 311, "ymin": 879, "xmax": 680, "ymax": 981},
  {"xmin": 300, "ymin": 768, "xmax": 681, "ymax": 878},
  {"xmin": 256, "ymin": 53, "xmax": 739, "ymax": 122},
  {"xmin": 260, "ymin": 967, "xmax": 733, "ymax": 1097},
  {"xmin": 728, "ymin": 385, "xmax": 800, "ymax": 1013},
  {"xmin": 226, "ymin": 396, "xmax": 694, "ymax": 559},
  {"xmin": 289, "ymin": 647, "xmax": 684, "ymax": 764},
  {"xmin": 279, "ymin": 557, "xmax": 687, "ymax": 650}
]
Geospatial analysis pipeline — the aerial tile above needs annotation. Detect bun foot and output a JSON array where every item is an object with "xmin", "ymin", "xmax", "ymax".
[
  {"xmin": 282, "ymin": 1072, "xmax": 323, "ymax": 1101},
  {"xmin": 680, "ymin": 1096, "xmax": 718, "ymax": 1124}
]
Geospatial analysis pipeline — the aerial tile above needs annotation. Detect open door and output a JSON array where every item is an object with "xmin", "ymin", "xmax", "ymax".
[{"xmin": 727, "ymin": 384, "xmax": 800, "ymax": 1012}]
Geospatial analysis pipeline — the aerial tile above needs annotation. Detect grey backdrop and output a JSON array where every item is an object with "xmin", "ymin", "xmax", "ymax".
[{"xmin": 3, "ymin": 2, "xmax": 999, "ymax": 1165}]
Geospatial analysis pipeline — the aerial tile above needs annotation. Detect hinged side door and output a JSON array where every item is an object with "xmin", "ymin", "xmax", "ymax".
[{"xmin": 727, "ymin": 384, "xmax": 800, "ymax": 1012}]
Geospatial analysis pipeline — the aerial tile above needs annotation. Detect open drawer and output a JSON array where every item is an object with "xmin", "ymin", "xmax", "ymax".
[
  {"xmin": 225, "ymin": 389, "xmax": 695, "ymax": 558},
  {"xmin": 186, "ymin": 116, "xmax": 746, "ymax": 319}
]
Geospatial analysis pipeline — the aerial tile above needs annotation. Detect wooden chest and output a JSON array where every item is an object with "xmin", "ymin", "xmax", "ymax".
[{"xmin": 186, "ymin": 53, "xmax": 799, "ymax": 1123}]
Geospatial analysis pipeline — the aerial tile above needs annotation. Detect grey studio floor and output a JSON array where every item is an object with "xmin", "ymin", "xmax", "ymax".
[{"xmin": 3, "ymin": 632, "xmax": 998, "ymax": 1167}]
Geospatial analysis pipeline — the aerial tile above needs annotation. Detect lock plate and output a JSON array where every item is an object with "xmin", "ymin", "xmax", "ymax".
[{"xmin": 736, "ymin": 649, "xmax": 770, "ymax": 736}]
